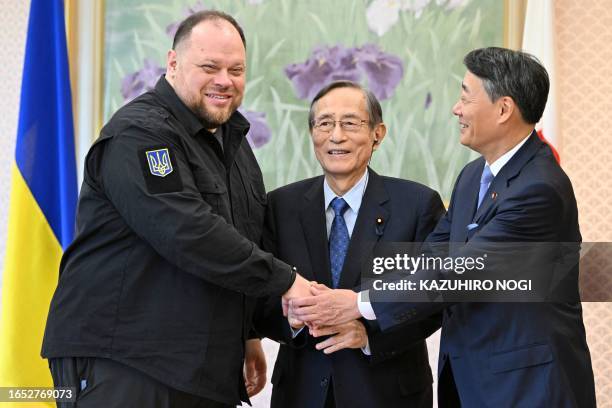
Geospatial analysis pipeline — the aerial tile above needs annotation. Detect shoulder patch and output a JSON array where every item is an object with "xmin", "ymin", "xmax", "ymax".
[
  {"xmin": 138, "ymin": 146, "xmax": 183, "ymax": 194},
  {"xmin": 146, "ymin": 148, "xmax": 173, "ymax": 177}
]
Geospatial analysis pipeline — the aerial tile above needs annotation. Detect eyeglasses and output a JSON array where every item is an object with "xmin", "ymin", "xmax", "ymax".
[{"xmin": 311, "ymin": 119, "xmax": 369, "ymax": 133}]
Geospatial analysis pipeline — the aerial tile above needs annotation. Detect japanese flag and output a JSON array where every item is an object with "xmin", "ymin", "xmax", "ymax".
[{"xmin": 522, "ymin": 0, "xmax": 560, "ymax": 163}]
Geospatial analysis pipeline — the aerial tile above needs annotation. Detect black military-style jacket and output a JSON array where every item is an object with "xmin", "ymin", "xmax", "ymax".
[{"xmin": 42, "ymin": 77, "xmax": 295, "ymax": 405}]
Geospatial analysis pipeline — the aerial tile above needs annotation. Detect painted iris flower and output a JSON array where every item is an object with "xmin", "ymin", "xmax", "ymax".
[
  {"xmin": 285, "ymin": 44, "xmax": 404, "ymax": 101},
  {"xmin": 120, "ymin": 59, "xmax": 165, "ymax": 102},
  {"xmin": 240, "ymin": 109, "xmax": 272, "ymax": 149},
  {"xmin": 285, "ymin": 45, "xmax": 361, "ymax": 100},
  {"xmin": 354, "ymin": 44, "xmax": 404, "ymax": 100}
]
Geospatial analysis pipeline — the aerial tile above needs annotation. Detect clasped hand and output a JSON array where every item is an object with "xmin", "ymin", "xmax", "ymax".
[{"xmin": 282, "ymin": 278, "xmax": 364, "ymax": 353}]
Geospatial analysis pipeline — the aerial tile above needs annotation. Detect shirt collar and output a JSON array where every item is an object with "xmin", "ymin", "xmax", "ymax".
[
  {"xmin": 323, "ymin": 169, "xmax": 369, "ymax": 213},
  {"xmin": 487, "ymin": 132, "xmax": 531, "ymax": 176},
  {"xmin": 154, "ymin": 75, "xmax": 205, "ymax": 137}
]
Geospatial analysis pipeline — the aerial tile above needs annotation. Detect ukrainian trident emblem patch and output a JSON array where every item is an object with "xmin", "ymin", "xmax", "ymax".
[{"xmin": 146, "ymin": 148, "xmax": 173, "ymax": 177}]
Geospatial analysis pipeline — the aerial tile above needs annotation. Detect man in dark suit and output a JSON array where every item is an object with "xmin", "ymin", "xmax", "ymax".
[
  {"xmin": 291, "ymin": 48, "xmax": 596, "ymax": 407},
  {"xmin": 255, "ymin": 81, "xmax": 445, "ymax": 407}
]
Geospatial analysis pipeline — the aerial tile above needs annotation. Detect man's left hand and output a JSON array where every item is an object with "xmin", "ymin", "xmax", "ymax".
[
  {"xmin": 244, "ymin": 339, "xmax": 267, "ymax": 397},
  {"xmin": 311, "ymin": 320, "xmax": 368, "ymax": 354}
]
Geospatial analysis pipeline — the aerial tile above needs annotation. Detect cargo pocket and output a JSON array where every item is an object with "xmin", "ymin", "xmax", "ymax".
[{"xmin": 194, "ymin": 176, "xmax": 227, "ymax": 215}]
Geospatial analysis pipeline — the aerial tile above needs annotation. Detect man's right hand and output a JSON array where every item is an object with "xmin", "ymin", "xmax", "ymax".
[{"xmin": 282, "ymin": 273, "xmax": 311, "ymax": 328}]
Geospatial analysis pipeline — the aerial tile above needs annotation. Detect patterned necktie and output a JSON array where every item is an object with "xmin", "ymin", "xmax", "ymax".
[
  {"xmin": 329, "ymin": 197, "xmax": 350, "ymax": 288},
  {"xmin": 477, "ymin": 164, "xmax": 494, "ymax": 209}
]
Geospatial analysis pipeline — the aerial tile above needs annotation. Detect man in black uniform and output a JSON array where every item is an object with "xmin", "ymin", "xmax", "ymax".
[{"xmin": 42, "ymin": 11, "xmax": 310, "ymax": 408}]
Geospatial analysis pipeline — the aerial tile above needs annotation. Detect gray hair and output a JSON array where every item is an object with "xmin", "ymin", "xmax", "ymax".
[{"xmin": 308, "ymin": 81, "xmax": 383, "ymax": 131}]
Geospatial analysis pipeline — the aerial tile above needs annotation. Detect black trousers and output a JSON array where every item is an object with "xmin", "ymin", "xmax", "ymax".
[
  {"xmin": 49, "ymin": 357, "xmax": 232, "ymax": 408},
  {"xmin": 324, "ymin": 381, "xmax": 335, "ymax": 408}
]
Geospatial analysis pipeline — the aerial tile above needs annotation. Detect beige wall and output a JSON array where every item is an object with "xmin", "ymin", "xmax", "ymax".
[
  {"xmin": 556, "ymin": 0, "xmax": 612, "ymax": 406},
  {"xmin": 0, "ymin": 0, "xmax": 29, "ymax": 290}
]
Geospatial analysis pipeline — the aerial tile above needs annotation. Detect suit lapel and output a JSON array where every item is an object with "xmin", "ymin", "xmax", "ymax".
[
  {"xmin": 299, "ymin": 177, "xmax": 332, "ymax": 286},
  {"xmin": 453, "ymin": 158, "xmax": 483, "ymax": 242},
  {"xmin": 339, "ymin": 170, "xmax": 389, "ymax": 289},
  {"xmin": 473, "ymin": 131, "xmax": 542, "ymax": 225}
]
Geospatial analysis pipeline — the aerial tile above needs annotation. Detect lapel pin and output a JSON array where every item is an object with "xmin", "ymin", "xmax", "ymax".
[
  {"xmin": 491, "ymin": 192, "xmax": 498, "ymax": 200},
  {"xmin": 375, "ymin": 217, "xmax": 384, "ymax": 236}
]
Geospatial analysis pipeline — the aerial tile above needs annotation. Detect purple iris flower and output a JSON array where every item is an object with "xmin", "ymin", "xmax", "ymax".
[
  {"xmin": 240, "ymin": 109, "xmax": 272, "ymax": 149},
  {"xmin": 120, "ymin": 59, "xmax": 165, "ymax": 102},
  {"xmin": 285, "ymin": 44, "xmax": 404, "ymax": 101},
  {"xmin": 285, "ymin": 45, "xmax": 360, "ymax": 101},
  {"xmin": 318, "ymin": 46, "xmax": 362, "ymax": 83},
  {"xmin": 285, "ymin": 58, "xmax": 334, "ymax": 101},
  {"xmin": 354, "ymin": 43, "xmax": 404, "ymax": 100}
]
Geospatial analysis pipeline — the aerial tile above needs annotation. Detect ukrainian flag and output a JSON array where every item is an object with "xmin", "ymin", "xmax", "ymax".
[{"xmin": 0, "ymin": 0, "xmax": 77, "ymax": 406}]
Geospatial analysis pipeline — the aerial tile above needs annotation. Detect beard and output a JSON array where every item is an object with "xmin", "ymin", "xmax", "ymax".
[{"xmin": 190, "ymin": 92, "xmax": 243, "ymax": 129}]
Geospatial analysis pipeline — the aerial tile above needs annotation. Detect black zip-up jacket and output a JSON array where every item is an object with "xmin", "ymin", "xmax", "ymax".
[{"xmin": 42, "ymin": 76, "xmax": 295, "ymax": 405}]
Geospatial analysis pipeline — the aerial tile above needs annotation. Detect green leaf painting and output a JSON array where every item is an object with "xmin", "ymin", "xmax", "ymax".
[{"xmin": 104, "ymin": 0, "xmax": 503, "ymax": 200}]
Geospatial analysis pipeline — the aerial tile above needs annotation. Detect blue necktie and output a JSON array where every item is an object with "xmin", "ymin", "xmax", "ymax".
[
  {"xmin": 477, "ymin": 165, "xmax": 494, "ymax": 209},
  {"xmin": 329, "ymin": 197, "xmax": 350, "ymax": 288}
]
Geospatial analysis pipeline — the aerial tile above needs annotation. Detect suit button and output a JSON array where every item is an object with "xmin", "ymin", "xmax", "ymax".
[{"xmin": 320, "ymin": 377, "xmax": 329, "ymax": 388}]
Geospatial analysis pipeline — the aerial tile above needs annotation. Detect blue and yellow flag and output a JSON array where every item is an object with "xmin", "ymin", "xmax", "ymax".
[{"xmin": 0, "ymin": 0, "xmax": 77, "ymax": 405}]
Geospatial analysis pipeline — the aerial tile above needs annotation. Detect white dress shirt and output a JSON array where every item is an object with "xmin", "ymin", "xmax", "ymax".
[
  {"xmin": 293, "ymin": 170, "xmax": 372, "ymax": 354},
  {"xmin": 323, "ymin": 170, "xmax": 368, "ymax": 238}
]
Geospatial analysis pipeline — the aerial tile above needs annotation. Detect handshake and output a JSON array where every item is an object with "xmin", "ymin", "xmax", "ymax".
[{"xmin": 280, "ymin": 273, "xmax": 366, "ymax": 354}]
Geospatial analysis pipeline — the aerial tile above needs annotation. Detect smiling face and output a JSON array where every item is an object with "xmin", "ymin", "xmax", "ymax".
[
  {"xmin": 452, "ymin": 71, "xmax": 500, "ymax": 155},
  {"xmin": 310, "ymin": 87, "xmax": 385, "ymax": 185},
  {"xmin": 166, "ymin": 19, "xmax": 246, "ymax": 130}
]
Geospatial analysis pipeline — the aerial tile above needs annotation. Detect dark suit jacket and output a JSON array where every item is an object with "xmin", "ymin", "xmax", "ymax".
[
  {"xmin": 255, "ymin": 170, "xmax": 445, "ymax": 408},
  {"xmin": 373, "ymin": 133, "xmax": 596, "ymax": 407}
]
